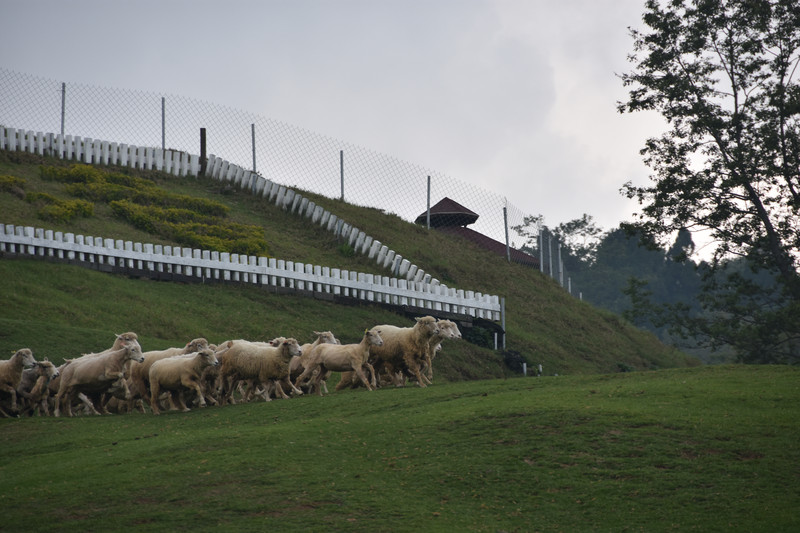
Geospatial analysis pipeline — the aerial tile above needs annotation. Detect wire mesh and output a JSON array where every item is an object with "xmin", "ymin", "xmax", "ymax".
[{"xmin": 0, "ymin": 67, "xmax": 580, "ymax": 295}]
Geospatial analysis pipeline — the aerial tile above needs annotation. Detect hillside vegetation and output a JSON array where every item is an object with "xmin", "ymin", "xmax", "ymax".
[{"xmin": 0, "ymin": 150, "xmax": 697, "ymax": 376}]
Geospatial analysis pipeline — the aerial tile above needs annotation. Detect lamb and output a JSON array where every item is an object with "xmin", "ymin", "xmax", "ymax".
[
  {"xmin": 128, "ymin": 337, "xmax": 210, "ymax": 412},
  {"xmin": 294, "ymin": 328, "xmax": 383, "ymax": 395},
  {"xmin": 54, "ymin": 333, "xmax": 144, "ymax": 417},
  {"xmin": 148, "ymin": 347, "xmax": 220, "ymax": 415},
  {"xmin": 15, "ymin": 359, "xmax": 59, "ymax": 416},
  {"xmin": 422, "ymin": 319, "xmax": 462, "ymax": 382},
  {"xmin": 0, "ymin": 348, "xmax": 37, "ymax": 414},
  {"xmin": 368, "ymin": 316, "xmax": 440, "ymax": 388},
  {"xmin": 217, "ymin": 338, "xmax": 302, "ymax": 404},
  {"xmin": 292, "ymin": 331, "xmax": 340, "ymax": 394}
]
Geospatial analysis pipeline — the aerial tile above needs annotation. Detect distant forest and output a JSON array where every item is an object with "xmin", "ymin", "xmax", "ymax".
[{"xmin": 518, "ymin": 216, "xmax": 787, "ymax": 364}]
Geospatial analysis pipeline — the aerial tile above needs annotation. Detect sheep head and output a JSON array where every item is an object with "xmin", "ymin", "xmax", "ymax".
[
  {"xmin": 199, "ymin": 348, "xmax": 220, "ymax": 367},
  {"xmin": 365, "ymin": 328, "xmax": 383, "ymax": 347},
  {"xmin": 186, "ymin": 338, "xmax": 210, "ymax": 353},
  {"xmin": 414, "ymin": 316, "xmax": 440, "ymax": 336},
  {"xmin": 14, "ymin": 348, "xmax": 36, "ymax": 369},
  {"xmin": 281, "ymin": 338, "xmax": 302, "ymax": 359},
  {"xmin": 314, "ymin": 331, "xmax": 340, "ymax": 345}
]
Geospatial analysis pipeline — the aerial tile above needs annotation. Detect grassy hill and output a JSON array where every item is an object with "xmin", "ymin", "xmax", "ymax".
[
  {"xmin": 1, "ymin": 365, "xmax": 798, "ymax": 531},
  {"xmin": 0, "ymin": 149, "xmax": 697, "ymax": 376}
]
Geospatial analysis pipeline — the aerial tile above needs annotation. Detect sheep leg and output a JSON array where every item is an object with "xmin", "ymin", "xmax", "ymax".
[
  {"xmin": 310, "ymin": 367, "xmax": 327, "ymax": 396},
  {"xmin": 0, "ymin": 385, "xmax": 18, "ymax": 411},
  {"xmin": 149, "ymin": 383, "xmax": 162, "ymax": 415},
  {"xmin": 293, "ymin": 365, "xmax": 316, "ymax": 390},
  {"xmin": 175, "ymin": 391, "xmax": 191, "ymax": 412},
  {"xmin": 403, "ymin": 355, "xmax": 427, "ymax": 388},
  {"xmin": 76, "ymin": 393, "xmax": 102, "ymax": 415},
  {"xmin": 353, "ymin": 366, "xmax": 374, "ymax": 391},
  {"xmin": 425, "ymin": 354, "xmax": 434, "ymax": 380},
  {"xmin": 271, "ymin": 380, "xmax": 290, "ymax": 399},
  {"xmin": 364, "ymin": 363, "xmax": 377, "ymax": 389},
  {"xmin": 182, "ymin": 377, "xmax": 206, "ymax": 408}
]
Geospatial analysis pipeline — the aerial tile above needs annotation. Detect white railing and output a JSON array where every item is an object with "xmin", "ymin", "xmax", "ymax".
[{"xmin": 0, "ymin": 224, "xmax": 503, "ymax": 321}]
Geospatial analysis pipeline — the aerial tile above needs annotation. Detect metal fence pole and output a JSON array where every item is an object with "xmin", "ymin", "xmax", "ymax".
[
  {"xmin": 161, "ymin": 97, "xmax": 165, "ymax": 151},
  {"xmin": 60, "ymin": 82, "xmax": 65, "ymax": 136},
  {"xmin": 251, "ymin": 123, "xmax": 256, "ymax": 173},
  {"xmin": 340, "ymin": 150, "xmax": 344, "ymax": 201},
  {"xmin": 501, "ymin": 296, "xmax": 506, "ymax": 349},
  {"xmin": 539, "ymin": 228, "xmax": 544, "ymax": 273},
  {"xmin": 426, "ymin": 175, "xmax": 431, "ymax": 229},
  {"xmin": 503, "ymin": 204, "xmax": 510, "ymax": 263}
]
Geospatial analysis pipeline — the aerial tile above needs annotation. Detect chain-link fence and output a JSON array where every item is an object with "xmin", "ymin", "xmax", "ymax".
[{"xmin": 0, "ymin": 67, "xmax": 580, "ymax": 297}]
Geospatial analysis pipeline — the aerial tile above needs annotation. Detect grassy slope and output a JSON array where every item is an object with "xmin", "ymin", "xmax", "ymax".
[
  {"xmin": 0, "ymin": 150, "xmax": 697, "ymax": 375},
  {"xmin": 1, "ymin": 365, "xmax": 798, "ymax": 532}
]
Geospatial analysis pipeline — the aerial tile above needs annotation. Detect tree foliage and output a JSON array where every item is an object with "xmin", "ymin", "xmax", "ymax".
[{"xmin": 619, "ymin": 0, "xmax": 800, "ymax": 363}]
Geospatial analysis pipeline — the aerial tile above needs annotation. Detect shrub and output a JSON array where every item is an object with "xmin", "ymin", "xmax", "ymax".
[
  {"xmin": 26, "ymin": 192, "xmax": 94, "ymax": 222},
  {"xmin": 40, "ymin": 164, "xmax": 266, "ymax": 256},
  {"xmin": 0, "ymin": 174, "xmax": 26, "ymax": 191}
]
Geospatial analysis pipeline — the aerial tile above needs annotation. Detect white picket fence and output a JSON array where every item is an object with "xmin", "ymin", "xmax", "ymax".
[
  {"xmin": 0, "ymin": 224, "xmax": 503, "ymax": 321},
  {"xmin": 0, "ymin": 125, "xmax": 504, "ymax": 322},
  {"xmin": 0, "ymin": 126, "xmax": 441, "ymax": 285}
]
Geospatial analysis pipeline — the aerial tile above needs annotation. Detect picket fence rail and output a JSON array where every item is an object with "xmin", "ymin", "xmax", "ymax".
[{"xmin": 0, "ymin": 224, "xmax": 503, "ymax": 321}]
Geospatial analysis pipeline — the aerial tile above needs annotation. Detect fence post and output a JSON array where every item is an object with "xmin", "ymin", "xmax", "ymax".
[
  {"xmin": 503, "ymin": 204, "xmax": 510, "ymax": 263},
  {"xmin": 161, "ymin": 97, "xmax": 165, "ymax": 151},
  {"xmin": 199, "ymin": 128, "xmax": 207, "ymax": 175},
  {"xmin": 251, "ymin": 123, "xmax": 256, "ymax": 172},
  {"xmin": 60, "ymin": 82, "xmax": 66, "ymax": 136},
  {"xmin": 340, "ymin": 150, "xmax": 344, "ymax": 201},
  {"xmin": 558, "ymin": 242, "xmax": 564, "ymax": 286},
  {"xmin": 426, "ymin": 175, "xmax": 431, "ymax": 229},
  {"xmin": 539, "ymin": 228, "xmax": 544, "ymax": 273},
  {"xmin": 501, "ymin": 296, "xmax": 506, "ymax": 350}
]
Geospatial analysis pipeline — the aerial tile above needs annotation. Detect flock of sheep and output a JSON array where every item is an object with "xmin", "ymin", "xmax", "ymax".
[{"xmin": 0, "ymin": 316, "xmax": 462, "ymax": 417}]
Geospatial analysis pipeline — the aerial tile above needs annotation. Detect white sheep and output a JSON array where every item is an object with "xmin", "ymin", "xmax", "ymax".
[
  {"xmin": 421, "ymin": 319, "xmax": 462, "ymax": 383},
  {"xmin": 217, "ymin": 338, "xmax": 302, "ymax": 404},
  {"xmin": 128, "ymin": 337, "xmax": 210, "ymax": 412},
  {"xmin": 15, "ymin": 359, "xmax": 59, "ymax": 416},
  {"xmin": 54, "ymin": 333, "xmax": 144, "ymax": 417},
  {"xmin": 148, "ymin": 347, "xmax": 220, "ymax": 415},
  {"xmin": 294, "ymin": 328, "xmax": 383, "ymax": 395},
  {"xmin": 292, "ymin": 331, "xmax": 340, "ymax": 394},
  {"xmin": 0, "ymin": 348, "xmax": 37, "ymax": 414},
  {"xmin": 368, "ymin": 316, "xmax": 440, "ymax": 388}
]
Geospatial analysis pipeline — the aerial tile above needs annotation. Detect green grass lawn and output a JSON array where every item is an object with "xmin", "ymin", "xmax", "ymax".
[{"xmin": 1, "ymin": 365, "xmax": 797, "ymax": 532}]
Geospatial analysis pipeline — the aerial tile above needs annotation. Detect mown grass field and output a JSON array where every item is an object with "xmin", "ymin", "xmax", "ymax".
[{"xmin": 1, "ymin": 365, "xmax": 798, "ymax": 532}]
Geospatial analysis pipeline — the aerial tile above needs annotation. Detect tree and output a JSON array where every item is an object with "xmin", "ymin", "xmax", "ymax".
[
  {"xmin": 618, "ymin": 0, "xmax": 800, "ymax": 363},
  {"xmin": 553, "ymin": 214, "xmax": 604, "ymax": 266}
]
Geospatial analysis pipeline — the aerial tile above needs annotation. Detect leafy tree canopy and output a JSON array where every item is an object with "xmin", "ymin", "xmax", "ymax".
[{"xmin": 618, "ymin": 0, "xmax": 800, "ymax": 363}]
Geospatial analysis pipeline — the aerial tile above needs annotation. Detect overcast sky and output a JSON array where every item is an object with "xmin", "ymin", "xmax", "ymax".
[{"xmin": 0, "ymin": 0, "xmax": 662, "ymax": 234}]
